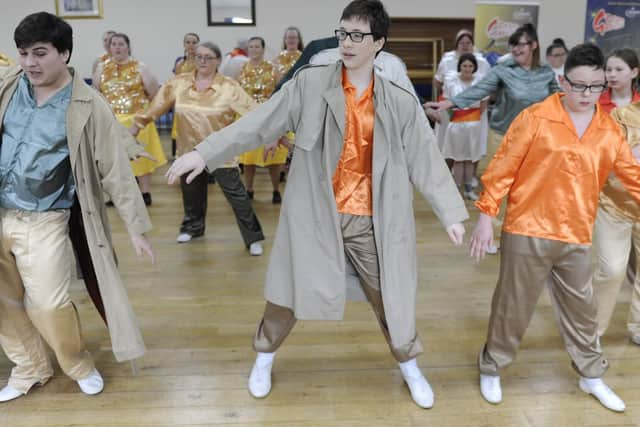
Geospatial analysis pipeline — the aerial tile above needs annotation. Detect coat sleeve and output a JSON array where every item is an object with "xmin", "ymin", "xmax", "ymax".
[
  {"xmin": 195, "ymin": 72, "xmax": 303, "ymax": 171},
  {"xmin": 476, "ymin": 109, "xmax": 537, "ymax": 216},
  {"xmin": 93, "ymin": 98, "xmax": 152, "ymax": 235},
  {"xmin": 402, "ymin": 100, "xmax": 469, "ymax": 228}
]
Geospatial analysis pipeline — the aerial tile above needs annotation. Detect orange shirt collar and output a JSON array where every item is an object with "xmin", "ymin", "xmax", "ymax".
[
  {"xmin": 534, "ymin": 92, "xmax": 616, "ymax": 131},
  {"xmin": 341, "ymin": 66, "xmax": 374, "ymax": 101}
]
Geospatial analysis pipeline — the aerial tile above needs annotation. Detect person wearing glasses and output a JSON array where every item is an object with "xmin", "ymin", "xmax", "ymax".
[
  {"xmin": 130, "ymin": 42, "xmax": 265, "ymax": 254},
  {"xmin": 545, "ymin": 38, "xmax": 568, "ymax": 85},
  {"xmin": 166, "ymin": 0, "xmax": 468, "ymax": 409},
  {"xmin": 425, "ymin": 23, "xmax": 559, "ymax": 175},
  {"xmin": 93, "ymin": 33, "xmax": 167, "ymax": 206},
  {"xmin": 591, "ymin": 49, "xmax": 640, "ymax": 345},
  {"xmin": 468, "ymin": 43, "xmax": 640, "ymax": 412}
]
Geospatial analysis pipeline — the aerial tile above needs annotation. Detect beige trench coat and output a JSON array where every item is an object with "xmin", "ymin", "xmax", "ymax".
[
  {"xmin": 196, "ymin": 62, "xmax": 469, "ymax": 350},
  {"xmin": 0, "ymin": 66, "xmax": 151, "ymax": 362}
]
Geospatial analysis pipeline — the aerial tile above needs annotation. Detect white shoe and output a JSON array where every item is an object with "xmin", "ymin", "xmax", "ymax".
[
  {"xmin": 480, "ymin": 374, "xmax": 502, "ymax": 404},
  {"xmin": 249, "ymin": 242, "xmax": 263, "ymax": 256},
  {"xmin": 464, "ymin": 190, "xmax": 479, "ymax": 201},
  {"xmin": 402, "ymin": 374, "xmax": 434, "ymax": 408},
  {"xmin": 486, "ymin": 244, "xmax": 498, "ymax": 255},
  {"xmin": 77, "ymin": 369, "xmax": 104, "ymax": 395},
  {"xmin": 631, "ymin": 334, "xmax": 640, "ymax": 345},
  {"xmin": 176, "ymin": 233, "xmax": 192, "ymax": 243},
  {"xmin": 579, "ymin": 377, "xmax": 625, "ymax": 412},
  {"xmin": 248, "ymin": 358, "xmax": 273, "ymax": 398},
  {"xmin": 471, "ymin": 176, "xmax": 479, "ymax": 188},
  {"xmin": 0, "ymin": 385, "xmax": 23, "ymax": 402}
]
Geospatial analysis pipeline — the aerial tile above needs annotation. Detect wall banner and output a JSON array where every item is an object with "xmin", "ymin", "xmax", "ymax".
[{"xmin": 584, "ymin": 0, "xmax": 640, "ymax": 57}]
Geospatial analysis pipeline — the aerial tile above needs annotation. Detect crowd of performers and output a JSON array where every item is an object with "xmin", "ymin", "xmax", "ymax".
[{"xmin": 1, "ymin": 0, "xmax": 640, "ymax": 416}]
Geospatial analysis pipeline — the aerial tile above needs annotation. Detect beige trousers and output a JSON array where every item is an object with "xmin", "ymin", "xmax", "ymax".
[
  {"xmin": 592, "ymin": 207, "xmax": 640, "ymax": 337},
  {"xmin": 253, "ymin": 214, "xmax": 422, "ymax": 362},
  {"xmin": 479, "ymin": 233, "xmax": 608, "ymax": 378},
  {"xmin": 0, "ymin": 209, "xmax": 94, "ymax": 393}
]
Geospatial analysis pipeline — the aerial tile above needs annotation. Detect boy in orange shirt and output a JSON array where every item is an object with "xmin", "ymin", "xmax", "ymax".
[{"xmin": 470, "ymin": 43, "xmax": 640, "ymax": 412}]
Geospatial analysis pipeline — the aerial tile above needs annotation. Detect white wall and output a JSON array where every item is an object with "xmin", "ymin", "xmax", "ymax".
[{"xmin": 1, "ymin": 0, "xmax": 586, "ymax": 82}]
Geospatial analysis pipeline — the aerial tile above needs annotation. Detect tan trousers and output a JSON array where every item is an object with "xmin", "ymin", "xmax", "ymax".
[
  {"xmin": 479, "ymin": 233, "xmax": 608, "ymax": 378},
  {"xmin": 592, "ymin": 207, "xmax": 640, "ymax": 337},
  {"xmin": 0, "ymin": 209, "xmax": 94, "ymax": 393},
  {"xmin": 253, "ymin": 214, "xmax": 422, "ymax": 362}
]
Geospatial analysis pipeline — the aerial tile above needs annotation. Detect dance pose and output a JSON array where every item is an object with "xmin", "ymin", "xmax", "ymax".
[
  {"xmin": 469, "ymin": 44, "xmax": 640, "ymax": 412},
  {"xmin": 0, "ymin": 12, "xmax": 154, "ymax": 402},
  {"xmin": 167, "ymin": 0, "xmax": 467, "ymax": 409}
]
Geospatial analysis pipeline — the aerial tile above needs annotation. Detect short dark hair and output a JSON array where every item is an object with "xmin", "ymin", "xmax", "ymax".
[
  {"xmin": 14, "ymin": 12, "xmax": 73, "ymax": 63},
  {"xmin": 249, "ymin": 36, "xmax": 266, "ymax": 49},
  {"xmin": 508, "ymin": 23, "xmax": 540, "ymax": 68},
  {"xmin": 340, "ymin": 0, "xmax": 389, "ymax": 42},
  {"xmin": 458, "ymin": 53, "xmax": 478, "ymax": 73},
  {"xmin": 546, "ymin": 38, "xmax": 567, "ymax": 56},
  {"xmin": 564, "ymin": 43, "xmax": 605, "ymax": 74}
]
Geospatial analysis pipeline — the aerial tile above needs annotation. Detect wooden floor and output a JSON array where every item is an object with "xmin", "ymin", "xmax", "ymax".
[{"xmin": 2, "ymin": 137, "xmax": 640, "ymax": 426}]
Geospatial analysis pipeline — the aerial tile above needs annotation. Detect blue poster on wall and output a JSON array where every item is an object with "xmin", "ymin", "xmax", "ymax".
[{"xmin": 584, "ymin": 0, "xmax": 640, "ymax": 57}]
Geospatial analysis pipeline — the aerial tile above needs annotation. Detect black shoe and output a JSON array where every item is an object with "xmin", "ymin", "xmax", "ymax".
[
  {"xmin": 247, "ymin": 190, "xmax": 254, "ymax": 200},
  {"xmin": 105, "ymin": 200, "xmax": 114, "ymax": 207},
  {"xmin": 142, "ymin": 192, "xmax": 152, "ymax": 206},
  {"xmin": 272, "ymin": 191, "xmax": 281, "ymax": 204}
]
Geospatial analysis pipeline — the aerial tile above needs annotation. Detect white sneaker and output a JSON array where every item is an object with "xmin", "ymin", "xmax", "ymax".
[
  {"xmin": 402, "ymin": 374, "xmax": 434, "ymax": 408},
  {"xmin": 631, "ymin": 334, "xmax": 640, "ymax": 345},
  {"xmin": 176, "ymin": 233, "xmax": 192, "ymax": 243},
  {"xmin": 471, "ymin": 176, "xmax": 479, "ymax": 188},
  {"xmin": 486, "ymin": 244, "xmax": 498, "ymax": 255},
  {"xmin": 479, "ymin": 374, "xmax": 502, "ymax": 404},
  {"xmin": 249, "ymin": 242, "xmax": 263, "ymax": 256},
  {"xmin": 77, "ymin": 369, "xmax": 104, "ymax": 395},
  {"xmin": 248, "ymin": 359, "xmax": 272, "ymax": 398},
  {"xmin": 0, "ymin": 385, "xmax": 23, "ymax": 402},
  {"xmin": 579, "ymin": 377, "xmax": 625, "ymax": 412},
  {"xmin": 464, "ymin": 190, "xmax": 479, "ymax": 201}
]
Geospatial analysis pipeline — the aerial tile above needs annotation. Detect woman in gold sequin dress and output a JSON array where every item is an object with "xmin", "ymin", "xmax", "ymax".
[
  {"xmin": 272, "ymin": 27, "xmax": 304, "ymax": 82},
  {"xmin": 94, "ymin": 33, "xmax": 167, "ymax": 206},
  {"xmin": 238, "ymin": 37, "xmax": 285, "ymax": 203}
]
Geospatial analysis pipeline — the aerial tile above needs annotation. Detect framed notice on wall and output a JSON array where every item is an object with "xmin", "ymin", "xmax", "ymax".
[
  {"xmin": 584, "ymin": 0, "xmax": 640, "ymax": 57},
  {"xmin": 474, "ymin": 1, "xmax": 539, "ymax": 63},
  {"xmin": 55, "ymin": 0, "xmax": 103, "ymax": 19}
]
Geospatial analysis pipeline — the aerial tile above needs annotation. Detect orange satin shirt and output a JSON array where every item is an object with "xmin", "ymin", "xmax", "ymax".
[
  {"xmin": 332, "ymin": 68, "xmax": 374, "ymax": 216},
  {"xmin": 477, "ymin": 93, "xmax": 640, "ymax": 244}
]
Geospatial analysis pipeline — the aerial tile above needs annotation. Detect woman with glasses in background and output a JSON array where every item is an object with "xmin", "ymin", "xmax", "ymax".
[
  {"xmin": 545, "ymin": 38, "xmax": 568, "ymax": 85},
  {"xmin": 592, "ymin": 48, "xmax": 640, "ymax": 344},
  {"xmin": 425, "ymin": 23, "xmax": 559, "ymax": 253},
  {"xmin": 130, "ymin": 42, "xmax": 265, "ymax": 254}
]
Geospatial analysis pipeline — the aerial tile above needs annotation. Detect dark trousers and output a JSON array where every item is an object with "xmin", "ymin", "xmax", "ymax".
[{"xmin": 180, "ymin": 168, "xmax": 264, "ymax": 247}]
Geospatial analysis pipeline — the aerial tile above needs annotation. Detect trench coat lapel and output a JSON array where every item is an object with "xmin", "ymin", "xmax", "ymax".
[
  {"xmin": 322, "ymin": 85, "xmax": 345, "ymax": 139},
  {"xmin": 66, "ymin": 70, "xmax": 93, "ymax": 164}
]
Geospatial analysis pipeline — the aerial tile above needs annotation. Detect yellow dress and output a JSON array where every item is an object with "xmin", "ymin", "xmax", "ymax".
[
  {"xmin": 98, "ymin": 58, "xmax": 167, "ymax": 176},
  {"xmin": 171, "ymin": 57, "xmax": 198, "ymax": 140},
  {"xmin": 237, "ymin": 61, "xmax": 289, "ymax": 166},
  {"xmin": 0, "ymin": 53, "xmax": 14, "ymax": 67}
]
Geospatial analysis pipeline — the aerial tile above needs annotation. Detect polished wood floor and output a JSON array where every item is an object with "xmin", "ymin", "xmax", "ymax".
[{"xmin": 1, "ymin": 137, "xmax": 640, "ymax": 426}]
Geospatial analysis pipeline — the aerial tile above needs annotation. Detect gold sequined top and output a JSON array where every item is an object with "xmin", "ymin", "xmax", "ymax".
[
  {"xmin": 238, "ymin": 60, "xmax": 276, "ymax": 104},
  {"xmin": 175, "ymin": 57, "xmax": 197, "ymax": 75},
  {"xmin": 272, "ymin": 50, "xmax": 301, "ymax": 81},
  {"xmin": 98, "ymin": 58, "xmax": 149, "ymax": 115},
  {"xmin": 134, "ymin": 71, "xmax": 256, "ymax": 165},
  {"xmin": 0, "ymin": 53, "xmax": 14, "ymax": 67}
]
